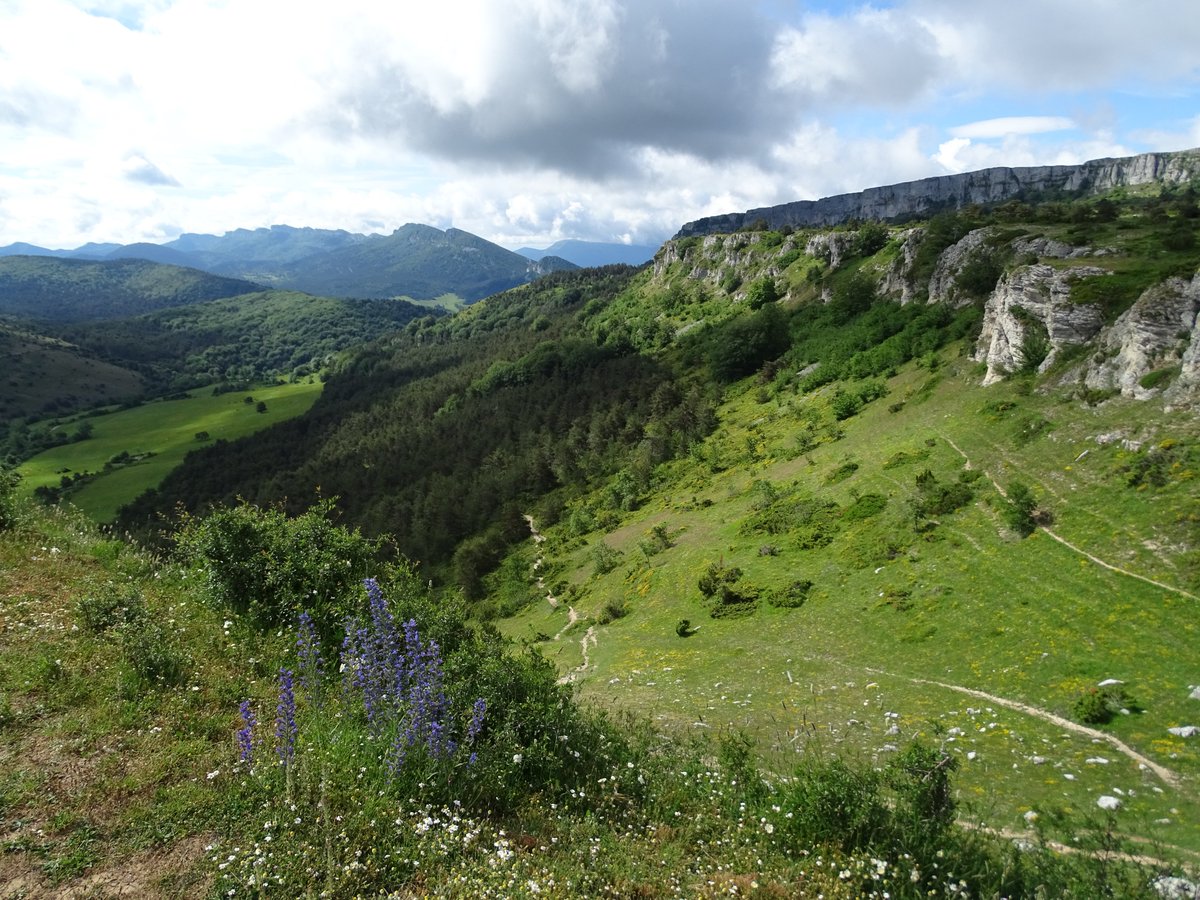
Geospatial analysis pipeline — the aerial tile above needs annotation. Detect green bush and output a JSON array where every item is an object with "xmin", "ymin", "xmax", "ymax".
[
  {"xmin": 77, "ymin": 582, "xmax": 146, "ymax": 633},
  {"xmin": 1072, "ymin": 684, "xmax": 1137, "ymax": 725},
  {"xmin": 175, "ymin": 498, "xmax": 383, "ymax": 642},
  {"xmin": 1004, "ymin": 481, "xmax": 1038, "ymax": 536},
  {"xmin": 0, "ymin": 464, "xmax": 20, "ymax": 532},
  {"xmin": 591, "ymin": 541, "xmax": 624, "ymax": 576},
  {"xmin": 766, "ymin": 579, "xmax": 813, "ymax": 609},
  {"xmin": 1138, "ymin": 366, "xmax": 1179, "ymax": 390},
  {"xmin": 119, "ymin": 610, "xmax": 186, "ymax": 689}
]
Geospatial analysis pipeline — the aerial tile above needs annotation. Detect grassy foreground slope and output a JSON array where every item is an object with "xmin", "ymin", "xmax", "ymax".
[
  {"xmin": 17, "ymin": 380, "xmax": 322, "ymax": 521},
  {"xmin": 2, "ymin": 496, "xmax": 1195, "ymax": 898},
  {"xmin": 498, "ymin": 345, "xmax": 1200, "ymax": 856}
]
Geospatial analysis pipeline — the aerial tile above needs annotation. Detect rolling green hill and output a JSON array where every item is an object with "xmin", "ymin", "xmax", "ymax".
[
  {"xmin": 0, "ymin": 256, "xmax": 260, "ymax": 322},
  {"xmin": 57, "ymin": 289, "xmax": 432, "ymax": 391}
]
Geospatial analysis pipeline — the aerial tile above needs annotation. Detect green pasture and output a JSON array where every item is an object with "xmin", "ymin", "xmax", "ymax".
[
  {"xmin": 17, "ymin": 380, "xmax": 322, "ymax": 521},
  {"xmin": 502, "ymin": 349, "xmax": 1200, "ymax": 855}
]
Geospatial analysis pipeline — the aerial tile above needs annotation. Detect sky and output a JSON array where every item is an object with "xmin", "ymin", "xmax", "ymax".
[{"xmin": 1, "ymin": 0, "xmax": 1199, "ymax": 252}]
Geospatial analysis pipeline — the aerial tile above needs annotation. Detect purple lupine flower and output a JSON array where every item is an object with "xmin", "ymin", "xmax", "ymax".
[
  {"xmin": 466, "ymin": 697, "xmax": 486, "ymax": 747},
  {"xmin": 275, "ymin": 668, "xmax": 297, "ymax": 765},
  {"xmin": 296, "ymin": 610, "xmax": 323, "ymax": 704},
  {"xmin": 237, "ymin": 700, "xmax": 256, "ymax": 764}
]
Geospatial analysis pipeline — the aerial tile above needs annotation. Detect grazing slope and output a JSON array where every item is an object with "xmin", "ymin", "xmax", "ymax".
[{"xmin": 0, "ymin": 324, "xmax": 143, "ymax": 421}]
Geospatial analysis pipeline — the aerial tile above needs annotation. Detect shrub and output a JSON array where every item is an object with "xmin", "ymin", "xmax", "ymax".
[
  {"xmin": 1004, "ymin": 481, "xmax": 1038, "ymax": 536},
  {"xmin": 591, "ymin": 541, "xmax": 624, "ymax": 576},
  {"xmin": 1072, "ymin": 684, "xmax": 1137, "ymax": 725},
  {"xmin": 175, "ymin": 498, "xmax": 383, "ymax": 643},
  {"xmin": 598, "ymin": 597, "xmax": 629, "ymax": 624},
  {"xmin": 77, "ymin": 582, "xmax": 146, "ymax": 633},
  {"xmin": 119, "ymin": 610, "xmax": 186, "ymax": 689},
  {"xmin": 745, "ymin": 276, "xmax": 779, "ymax": 310},
  {"xmin": 766, "ymin": 579, "xmax": 812, "ymax": 609},
  {"xmin": 1139, "ymin": 366, "xmax": 1179, "ymax": 390},
  {"xmin": 0, "ymin": 464, "xmax": 19, "ymax": 531}
]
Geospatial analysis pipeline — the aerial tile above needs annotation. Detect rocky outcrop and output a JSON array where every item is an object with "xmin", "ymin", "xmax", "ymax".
[
  {"xmin": 804, "ymin": 232, "xmax": 855, "ymax": 270},
  {"xmin": 1084, "ymin": 274, "xmax": 1200, "ymax": 405},
  {"xmin": 927, "ymin": 228, "xmax": 994, "ymax": 307},
  {"xmin": 975, "ymin": 265, "xmax": 1107, "ymax": 384},
  {"xmin": 876, "ymin": 228, "xmax": 923, "ymax": 304},
  {"xmin": 675, "ymin": 148, "xmax": 1200, "ymax": 238}
]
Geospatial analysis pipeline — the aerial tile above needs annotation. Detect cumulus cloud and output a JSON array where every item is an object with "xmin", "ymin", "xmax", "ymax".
[
  {"xmin": 770, "ymin": 7, "xmax": 943, "ymax": 106},
  {"xmin": 913, "ymin": 0, "xmax": 1200, "ymax": 90},
  {"xmin": 314, "ymin": 0, "xmax": 784, "ymax": 176}
]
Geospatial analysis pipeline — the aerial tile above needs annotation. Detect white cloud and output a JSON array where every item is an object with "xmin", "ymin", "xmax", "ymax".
[{"xmin": 950, "ymin": 117, "xmax": 1076, "ymax": 140}]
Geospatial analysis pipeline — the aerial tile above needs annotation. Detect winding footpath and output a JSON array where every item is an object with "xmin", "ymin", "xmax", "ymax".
[
  {"xmin": 523, "ymin": 515, "xmax": 598, "ymax": 686},
  {"xmin": 939, "ymin": 434, "xmax": 1198, "ymax": 602},
  {"xmin": 866, "ymin": 667, "xmax": 1182, "ymax": 788}
]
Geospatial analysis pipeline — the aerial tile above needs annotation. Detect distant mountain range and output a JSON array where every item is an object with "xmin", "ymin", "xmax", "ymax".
[
  {"xmin": 0, "ymin": 224, "xmax": 672, "ymax": 302},
  {"xmin": 516, "ymin": 239, "xmax": 658, "ymax": 268}
]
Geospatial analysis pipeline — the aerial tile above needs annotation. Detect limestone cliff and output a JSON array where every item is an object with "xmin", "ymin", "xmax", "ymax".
[
  {"xmin": 1083, "ymin": 275, "xmax": 1200, "ymax": 405},
  {"xmin": 675, "ymin": 148, "xmax": 1200, "ymax": 238},
  {"xmin": 974, "ymin": 264, "xmax": 1108, "ymax": 384}
]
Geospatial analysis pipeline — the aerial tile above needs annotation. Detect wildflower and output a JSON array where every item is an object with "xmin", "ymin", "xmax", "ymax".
[
  {"xmin": 275, "ymin": 668, "xmax": 297, "ymax": 765},
  {"xmin": 237, "ymin": 700, "xmax": 256, "ymax": 764},
  {"xmin": 296, "ymin": 610, "xmax": 323, "ymax": 704}
]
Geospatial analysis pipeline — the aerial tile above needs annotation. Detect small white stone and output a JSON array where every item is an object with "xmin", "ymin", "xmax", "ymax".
[{"xmin": 1097, "ymin": 795, "xmax": 1121, "ymax": 811}]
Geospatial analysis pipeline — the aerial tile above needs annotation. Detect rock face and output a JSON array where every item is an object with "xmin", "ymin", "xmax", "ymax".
[
  {"xmin": 927, "ymin": 228, "xmax": 994, "ymax": 307},
  {"xmin": 804, "ymin": 232, "xmax": 855, "ymax": 270},
  {"xmin": 675, "ymin": 148, "xmax": 1200, "ymax": 238},
  {"xmin": 974, "ymin": 265, "xmax": 1108, "ymax": 384},
  {"xmin": 877, "ymin": 228, "xmax": 923, "ymax": 304},
  {"xmin": 1084, "ymin": 274, "xmax": 1200, "ymax": 404}
]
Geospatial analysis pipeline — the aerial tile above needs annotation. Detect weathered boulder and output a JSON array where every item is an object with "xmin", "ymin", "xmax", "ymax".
[
  {"xmin": 805, "ymin": 232, "xmax": 855, "ymax": 271},
  {"xmin": 928, "ymin": 228, "xmax": 994, "ymax": 307}
]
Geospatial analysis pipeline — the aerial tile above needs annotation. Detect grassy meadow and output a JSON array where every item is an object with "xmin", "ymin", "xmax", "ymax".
[
  {"xmin": 498, "ymin": 346, "xmax": 1200, "ymax": 859},
  {"xmin": 17, "ymin": 380, "xmax": 323, "ymax": 521}
]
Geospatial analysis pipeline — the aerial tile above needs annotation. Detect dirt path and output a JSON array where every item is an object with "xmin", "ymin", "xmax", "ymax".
[
  {"xmin": 523, "ymin": 515, "xmax": 559, "ymax": 608},
  {"xmin": 867, "ymin": 667, "xmax": 1182, "ymax": 788},
  {"xmin": 939, "ymin": 435, "xmax": 1199, "ymax": 602},
  {"xmin": 552, "ymin": 605, "xmax": 580, "ymax": 642},
  {"xmin": 557, "ymin": 625, "xmax": 597, "ymax": 686}
]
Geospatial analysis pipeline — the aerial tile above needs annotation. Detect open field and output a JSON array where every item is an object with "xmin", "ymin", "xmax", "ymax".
[{"xmin": 17, "ymin": 380, "xmax": 322, "ymax": 521}]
